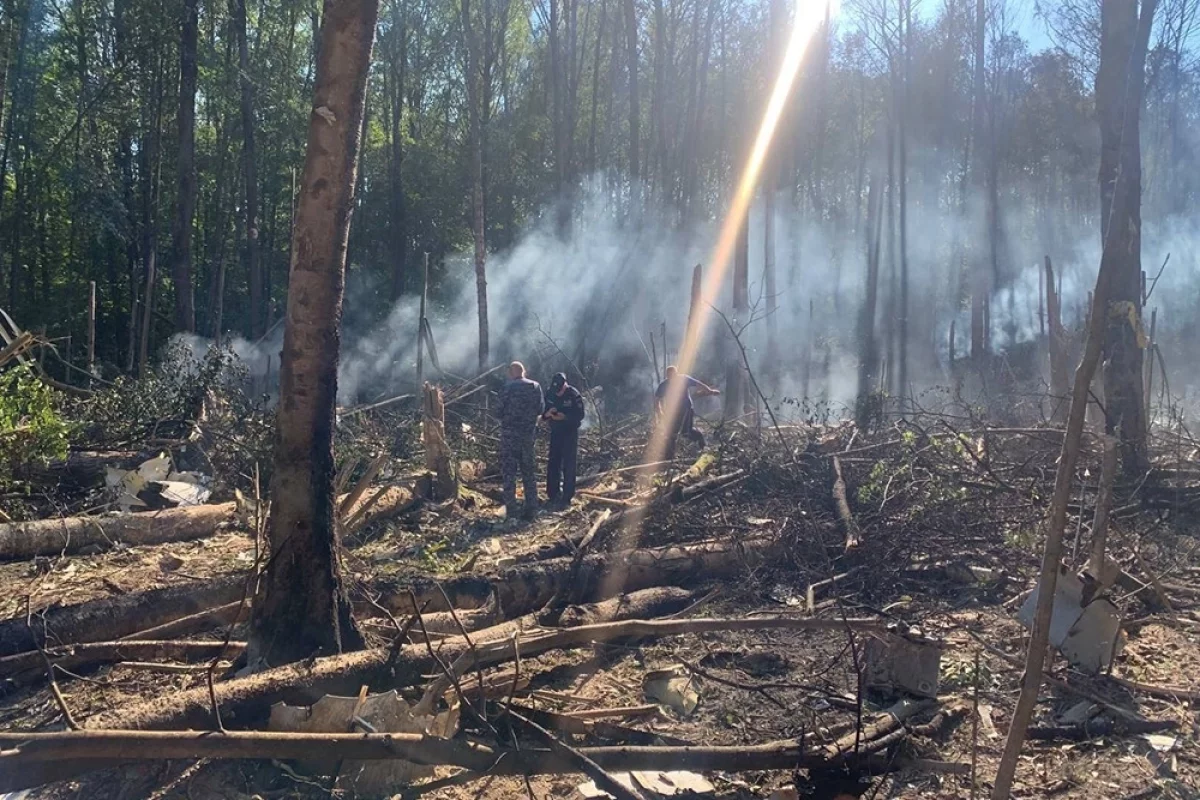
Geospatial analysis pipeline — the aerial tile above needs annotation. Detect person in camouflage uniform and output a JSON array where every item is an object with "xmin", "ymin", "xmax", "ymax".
[{"xmin": 497, "ymin": 361, "xmax": 544, "ymax": 519}]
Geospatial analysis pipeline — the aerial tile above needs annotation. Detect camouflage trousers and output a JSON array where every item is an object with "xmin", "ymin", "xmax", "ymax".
[{"xmin": 500, "ymin": 432, "xmax": 538, "ymax": 516}]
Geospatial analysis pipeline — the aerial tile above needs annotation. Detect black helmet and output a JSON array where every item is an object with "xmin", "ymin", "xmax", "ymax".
[{"xmin": 551, "ymin": 372, "xmax": 567, "ymax": 390}]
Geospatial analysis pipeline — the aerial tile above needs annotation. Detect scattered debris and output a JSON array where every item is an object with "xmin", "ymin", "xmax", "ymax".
[
  {"xmin": 864, "ymin": 624, "xmax": 945, "ymax": 699},
  {"xmin": 1018, "ymin": 565, "xmax": 1124, "ymax": 674},
  {"xmin": 643, "ymin": 665, "xmax": 700, "ymax": 717},
  {"xmin": 576, "ymin": 770, "xmax": 715, "ymax": 799},
  {"xmin": 268, "ymin": 689, "xmax": 459, "ymax": 795}
]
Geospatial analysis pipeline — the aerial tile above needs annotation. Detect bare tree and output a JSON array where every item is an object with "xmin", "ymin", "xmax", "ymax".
[
  {"xmin": 1097, "ymin": 0, "xmax": 1157, "ymax": 474},
  {"xmin": 247, "ymin": 0, "xmax": 380, "ymax": 666},
  {"xmin": 383, "ymin": 0, "xmax": 408, "ymax": 300},
  {"xmin": 856, "ymin": 172, "xmax": 883, "ymax": 425},
  {"xmin": 234, "ymin": 0, "xmax": 263, "ymax": 338},
  {"xmin": 970, "ymin": 0, "xmax": 988, "ymax": 359},
  {"xmin": 170, "ymin": 0, "xmax": 198, "ymax": 333},
  {"xmin": 622, "ymin": 0, "xmax": 639, "ymax": 199},
  {"xmin": 462, "ymin": 0, "xmax": 488, "ymax": 371}
]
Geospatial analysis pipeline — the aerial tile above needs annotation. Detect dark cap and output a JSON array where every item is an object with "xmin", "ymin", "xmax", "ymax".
[{"xmin": 551, "ymin": 372, "xmax": 567, "ymax": 390}]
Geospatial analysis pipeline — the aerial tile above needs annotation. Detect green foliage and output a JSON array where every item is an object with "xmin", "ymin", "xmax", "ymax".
[
  {"xmin": 939, "ymin": 651, "xmax": 995, "ymax": 692},
  {"xmin": 76, "ymin": 340, "xmax": 240, "ymax": 446},
  {"xmin": 73, "ymin": 340, "xmax": 274, "ymax": 497},
  {"xmin": 0, "ymin": 366, "xmax": 72, "ymax": 480}
]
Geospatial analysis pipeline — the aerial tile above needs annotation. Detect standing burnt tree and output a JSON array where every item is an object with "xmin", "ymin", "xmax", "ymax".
[
  {"xmin": 1097, "ymin": 0, "xmax": 1156, "ymax": 476},
  {"xmin": 247, "ymin": 0, "xmax": 379, "ymax": 666}
]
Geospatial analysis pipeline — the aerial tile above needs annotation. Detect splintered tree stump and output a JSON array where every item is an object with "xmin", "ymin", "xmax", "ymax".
[
  {"xmin": 1045, "ymin": 256, "xmax": 1070, "ymax": 423},
  {"xmin": 422, "ymin": 382, "xmax": 458, "ymax": 501},
  {"xmin": 0, "ymin": 502, "xmax": 239, "ymax": 561},
  {"xmin": 832, "ymin": 457, "xmax": 861, "ymax": 549}
]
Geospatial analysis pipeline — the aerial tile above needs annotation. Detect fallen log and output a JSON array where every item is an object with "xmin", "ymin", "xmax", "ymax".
[
  {"xmin": 1026, "ymin": 717, "xmax": 1176, "ymax": 742},
  {"xmin": 418, "ymin": 585, "xmax": 692, "ymax": 639},
  {"xmin": 83, "ymin": 615, "xmax": 886, "ymax": 734},
  {"xmin": 0, "ymin": 723, "xmax": 944, "ymax": 793},
  {"xmin": 506, "ymin": 703, "xmax": 683, "ymax": 746},
  {"xmin": 0, "ymin": 502, "xmax": 240, "ymax": 561},
  {"xmin": 0, "ymin": 535, "xmax": 763, "ymax": 666},
  {"xmin": 0, "ymin": 575, "xmax": 245, "ymax": 657},
  {"xmin": 121, "ymin": 600, "xmax": 248, "ymax": 641},
  {"xmin": 12, "ymin": 450, "xmax": 141, "ymax": 492},
  {"xmin": 381, "ymin": 536, "xmax": 780, "ymax": 623},
  {"xmin": 0, "ymin": 639, "xmax": 246, "ymax": 682}
]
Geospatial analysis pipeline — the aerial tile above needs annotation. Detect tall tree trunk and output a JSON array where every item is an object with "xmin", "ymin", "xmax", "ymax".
[
  {"xmin": 680, "ymin": 0, "xmax": 711, "ymax": 215},
  {"xmin": 171, "ymin": 0, "xmax": 199, "ymax": 333},
  {"xmin": 0, "ymin": 0, "xmax": 27, "ymax": 311},
  {"xmin": 723, "ymin": 209, "xmax": 748, "ymax": 420},
  {"xmin": 388, "ymin": 10, "xmax": 407, "ymax": 300},
  {"xmin": 0, "ymin": 3, "xmax": 11, "ymax": 139},
  {"xmin": 549, "ymin": 0, "xmax": 565, "ymax": 194},
  {"xmin": 622, "ymin": 0, "xmax": 639, "ymax": 198},
  {"xmin": 1097, "ymin": 0, "xmax": 1156, "ymax": 476},
  {"xmin": 138, "ymin": 61, "xmax": 164, "ymax": 375},
  {"xmin": 969, "ymin": 0, "xmax": 987, "ymax": 360},
  {"xmin": 0, "ymin": 0, "xmax": 13, "ymax": 178},
  {"xmin": 247, "ymin": 0, "xmax": 378, "ymax": 667},
  {"xmin": 586, "ymin": 0, "xmax": 605, "ymax": 173},
  {"xmin": 856, "ymin": 174, "xmax": 882, "ymax": 426},
  {"xmin": 897, "ymin": 0, "xmax": 910, "ymax": 408},
  {"xmin": 762, "ymin": 0, "xmax": 783, "ymax": 386},
  {"xmin": 115, "ymin": 0, "xmax": 138, "ymax": 371},
  {"xmin": 462, "ymin": 0, "xmax": 488, "ymax": 372},
  {"xmin": 234, "ymin": 0, "xmax": 263, "ymax": 339},
  {"xmin": 208, "ymin": 135, "xmax": 236, "ymax": 346},
  {"xmin": 649, "ymin": 0, "xmax": 664, "ymax": 195}
]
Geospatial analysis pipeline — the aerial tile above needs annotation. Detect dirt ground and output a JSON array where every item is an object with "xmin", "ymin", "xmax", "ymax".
[{"xmin": 2, "ymin": 417, "xmax": 1200, "ymax": 800}]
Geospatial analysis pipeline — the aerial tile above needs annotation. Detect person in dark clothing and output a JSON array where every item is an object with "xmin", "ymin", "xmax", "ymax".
[
  {"xmin": 497, "ymin": 361, "xmax": 544, "ymax": 520},
  {"xmin": 542, "ymin": 372, "xmax": 584, "ymax": 509},
  {"xmin": 654, "ymin": 365, "xmax": 719, "ymax": 459}
]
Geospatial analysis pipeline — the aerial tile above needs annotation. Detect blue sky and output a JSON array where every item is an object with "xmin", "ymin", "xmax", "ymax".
[{"xmin": 914, "ymin": 0, "xmax": 1056, "ymax": 54}]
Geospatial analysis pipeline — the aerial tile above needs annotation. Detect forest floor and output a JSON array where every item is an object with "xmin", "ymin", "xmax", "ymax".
[{"xmin": 2, "ymin": 402, "xmax": 1200, "ymax": 800}]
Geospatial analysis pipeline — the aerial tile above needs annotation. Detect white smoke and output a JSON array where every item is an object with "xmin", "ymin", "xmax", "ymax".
[{"xmin": 167, "ymin": 168, "xmax": 1200, "ymax": 420}]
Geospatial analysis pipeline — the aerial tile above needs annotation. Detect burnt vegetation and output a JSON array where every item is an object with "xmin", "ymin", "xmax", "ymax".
[{"xmin": 0, "ymin": 0, "xmax": 1199, "ymax": 799}]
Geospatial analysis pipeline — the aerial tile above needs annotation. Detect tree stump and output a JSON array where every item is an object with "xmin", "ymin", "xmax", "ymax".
[{"xmin": 422, "ymin": 382, "xmax": 458, "ymax": 501}]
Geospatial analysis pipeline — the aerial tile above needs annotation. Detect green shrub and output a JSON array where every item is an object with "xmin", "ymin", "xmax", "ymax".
[{"xmin": 0, "ymin": 365, "xmax": 72, "ymax": 481}]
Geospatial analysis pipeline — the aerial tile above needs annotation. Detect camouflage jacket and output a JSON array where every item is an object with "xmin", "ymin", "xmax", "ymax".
[{"xmin": 498, "ymin": 377, "xmax": 544, "ymax": 437}]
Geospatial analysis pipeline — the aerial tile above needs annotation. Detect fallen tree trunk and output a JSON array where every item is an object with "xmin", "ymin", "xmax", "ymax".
[
  {"xmin": 1025, "ymin": 717, "xmax": 1176, "ymax": 742},
  {"xmin": 0, "ymin": 719, "xmax": 937, "ymax": 793},
  {"xmin": 420, "ymin": 587, "xmax": 695, "ymax": 649},
  {"xmin": 0, "ymin": 502, "xmax": 240, "ymax": 561},
  {"xmin": 0, "ymin": 639, "xmax": 246, "ymax": 683},
  {"xmin": 12, "ymin": 450, "xmax": 141, "ymax": 492},
  {"xmin": 0, "ymin": 576, "xmax": 245, "ymax": 657},
  {"xmin": 1, "ymin": 536, "xmax": 771, "ymax": 662},
  {"xmin": 380, "ymin": 536, "xmax": 780, "ymax": 622},
  {"xmin": 122, "ymin": 600, "xmax": 247, "ymax": 641},
  {"xmin": 83, "ymin": 615, "xmax": 885, "ymax": 733}
]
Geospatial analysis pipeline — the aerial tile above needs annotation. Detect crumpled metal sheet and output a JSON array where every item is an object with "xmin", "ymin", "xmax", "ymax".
[{"xmin": 268, "ymin": 689, "xmax": 459, "ymax": 797}]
